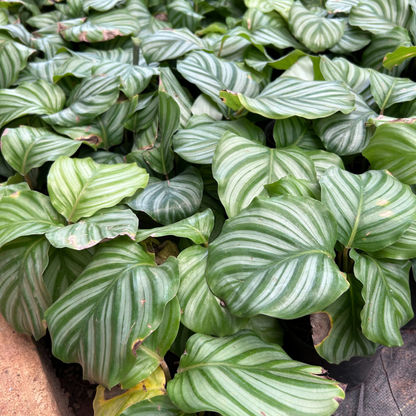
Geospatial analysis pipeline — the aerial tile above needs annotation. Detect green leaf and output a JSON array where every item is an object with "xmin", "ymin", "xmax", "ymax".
[
  {"xmin": 0, "ymin": 79, "xmax": 65, "ymax": 128},
  {"xmin": 0, "ymin": 236, "xmax": 51, "ymax": 340},
  {"xmin": 289, "ymin": 1, "xmax": 345, "ymax": 53},
  {"xmin": 127, "ymin": 167, "xmax": 203, "ymax": 225},
  {"xmin": 320, "ymin": 167, "xmax": 416, "ymax": 251},
  {"xmin": 326, "ymin": 0, "xmax": 359, "ymax": 13},
  {"xmin": 177, "ymin": 245, "xmax": 248, "ymax": 336},
  {"xmin": 314, "ymin": 94, "xmax": 376, "ymax": 156},
  {"xmin": 135, "ymin": 209, "xmax": 214, "ymax": 246},
  {"xmin": 220, "ymin": 77, "xmax": 356, "ymax": 120},
  {"xmin": 244, "ymin": 315, "xmax": 284, "ymax": 345},
  {"xmin": 43, "ymin": 75, "xmax": 121, "ymax": 127},
  {"xmin": 60, "ymin": 9, "xmax": 140, "ymax": 43},
  {"xmin": 383, "ymin": 45, "xmax": 416, "ymax": 70},
  {"xmin": 329, "ymin": 21, "xmax": 372, "ymax": 55},
  {"xmin": 45, "ymin": 206, "xmax": 138, "ymax": 250},
  {"xmin": 177, "ymin": 50, "xmax": 260, "ymax": 117},
  {"xmin": 349, "ymin": 0, "xmax": 411, "ymax": 34},
  {"xmin": 1, "ymin": 126, "xmax": 81, "ymax": 175},
  {"xmin": 370, "ymin": 70, "xmax": 416, "ymax": 112},
  {"xmin": 167, "ymin": 0, "xmax": 203, "ymax": 32},
  {"xmin": 245, "ymin": 0, "xmax": 294, "ymax": 19},
  {"xmin": 168, "ymin": 331, "xmax": 345, "ymax": 416},
  {"xmin": 351, "ymin": 250, "xmax": 413, "ymax": 346},
  {"xmin": 307, "ymin": 150, "xmax": 345, "ymax": 179},
  {"xmin": 82, "ymin": 0, "xmax": 124, "ymax": 12},
  {"xmin": 120, "ymin": 297, "xmax": 181, "ymax": 389},
  {"xmin": 265, "ymin": 176, "xmax": 321, "ymax": 200},
  {"xmin": 125, "ymin": 92, "xmax": 159, "ymax": 133},
  {"xmin": 206, "ymin": 196, "xmax": 349, "ymax": 318},
  {"xmin": 0, "ymin": 181, "xmax": 30, "ymax": 199},
  {"xmin": 44, "ymin": 238, "xmax": 179, "ymax": 388},
  {"xmin": 213, "ymin": 131, "xmax": 316, "ymax": 217},
  {"xmin": 363, "ymin": 122, "xmax": 416, "ymax": 185},
  {"xmin": 173, "ymin": 117, "xmax": 265, "ymax": 164},
  {"xmin": 120, "ymin": 395, "xmax": 196, "ymax": 416},
  {"xmin": 43, "ymin": 246, "xmax": 92, "ymax": 302},
  {"xmin": 47, "ymin": 156, "xmax": 149, "ymax": 223},
  {"xmin": 0, "ymin": 190, "xmax": 65, "ymax": 248},
  {"xmin": 311, "ymin": 274, "xmax": 377, "ymax": 364}
]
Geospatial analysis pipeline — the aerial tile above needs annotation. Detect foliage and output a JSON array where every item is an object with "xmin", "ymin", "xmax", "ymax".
[{"xmin": 0, "ymin": 0, "xmax": 415, "ymax": 415}]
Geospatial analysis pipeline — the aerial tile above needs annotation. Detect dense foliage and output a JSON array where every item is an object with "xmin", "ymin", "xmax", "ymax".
[{"xmin": 0, "ymin": 0, "xmax": 416, "ymax": 415}]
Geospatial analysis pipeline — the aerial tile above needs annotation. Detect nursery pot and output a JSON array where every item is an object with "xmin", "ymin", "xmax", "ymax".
[{"xmin": 281, "ymin": 318, "xmax": 383, "ymax": 390}]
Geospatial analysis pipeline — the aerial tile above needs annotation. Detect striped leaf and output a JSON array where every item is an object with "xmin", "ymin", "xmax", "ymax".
[
  {"xmin": 47, "ymin": 156, "xmax": 148, "ymax": 223},
  {"xmin": 173, "ymin": 117, "xmax": 265, "ymax": 165},
  {"xmin": 43, "ymin": 75, "xmax": 121, "ymax": 127},
  {"xmin": 92, "ymin": 62, "xmax": 158, "ymax": 99},
  {"xmin": 289, "ymin": 1, "xmax": 345, "ymax": 53},
  {"xmin": 362, "ymin": 27, "xmax": 412, "ymax": 77},
  {"xmin": 213, "ymin": 132, "xmax": 317, "ymax": 217},
  {"xmin": 120, "ymin": 297, "xmax": 181, "ymax": 389},
  {"xmin": 220, "ymin": 77, "xmax": 356, "ymax": 120},
  {"xmin": 142, "ymin": 29, "xmax": 205, "ymax": 63},
  {"xmin": 60, "ymin": 9, "xmax": 140, "ymax": 43},
  {"xmin": 349, "ymin": 0, "xmax": 411, "ymax": 34},
  {"xmin": 18, "ymin": 59, "xmax": 61, "ymax": 84},
  {"xmin": 120, "ymin": 395, "xmax": 196, "ymax": 416},
  {"xmin": 206, "ymin": 196, "xmax": 349, "ymax": 319},
  {"xmin": 82, "ymin": 0, "xmax": 124, "ymax": 12},
  {"xmin": 383, "ymin": 45, "xmax": 416, "ymax": 70},
  {"xmin": 245, "ymin": 0, "xmax": 294, "ymax": 19},
  {"xmin": 363, "ymin": 122, "xmax": 416, "ymax": 185},
  {"xmin": 45, "ymin": 206, "xmax": 138, "ymax": 250},
  {"xmin": 178, "ymin": 245, "xmax": 248, "ymax": 337},
  {"xmin": 0, "ymin": 79, "xmax": 65, "ymax": 128},
  {"xmin": 351, "ymin": 250, "xmax": 413, "ymax": 346},
  {"xmin": 0, "ymin": 33, "xmax": 35, "ymax": 88},
  {"xmin": 370, "ymin": 71, "xmax": 416, "ymax": 112},
  {"xmin": 244, "ymin": 315, "xmax": 284, "ymax": 346},
  {"xmin": 53, "ymin": 56, "xmax": 96, "ymax": 82},
  {"xmin": 167, "ymin": 0, "xmax": 203, "ymax": 32},
  {"xmin": 53, "ymin": 96, "xmax": 138, "ymax": 150},
  {"xmin": 144, "ymin": 91, "xmax": 180, "ymax": 176},
  {"xmin": 1, "ymin": 126, "xmax": 81, "ymax": 175},
  {"xmin": 314, "ymin": 94, "xmax": 376, "ymax": 156},
  {"xmin": 329, "ymin": 21, "xmax": 372, "ymax": 54},
  {"xmin": 265, "ymin": 176, "xmax": 321, "ymax": 200},
  {"xmin": 135, "ymin": 210, "xmax": 214, "ymax": 246},
  {"xmin": 94, "ymin": 367, "xmax": 166, "ymax": 416},
  {"xmin": 320, "ymin": 56, "xmax": 370, "ymax": 94},
  {"xmin": 33, "ymin": 34, "xmax": 70, "ymax": 61},
  {"xmin": 44, "ymin": 239, "xmax": 179, "ymax": 388},
  {"xmin": 0, "ymin": 0, "xmax": 40, "ymax": 16},
  {"xmin": 312, "ymin": 274, "xmax": 377, "ymax": 364},
  {"xmin": 273, "ymin": 117, "xmax": 323, "ymax": 149},
  {"xmin": 127, "ymin": 167, "xmax": 203, "ymax": 225},
  {"xmin": 0, "ymin": 236, "xmax": 51, "ymax": 340},
  {"xmin": 0, "ymin": 181, "xmax": 30, "ymax": 199},
  {"xmin": 43, "ymin": 246, "xmax": 92, "ymax": 302},
  {"xmin": 326, "ymin": 0, "xmax": 359, "ymax": 13},
  {"xmin": 87, "ymin": 150, "xmax": 125, "ymax": 165},
  {"xmin": 177, "ymin": 50, "xmax": 260, "ymax": 117},
  {"xmin": 168, "ymin": 331, "xmax": 345, "ymax": 416},
  {"xmin": 0, "ymin": 190, "xmax": 65, "ymax": 248},
  {"xmin": 320, "ymin": 167, "xmax": 416, "ymax": 251},
  {"xmin": 307, "ymin": 150, "xmax": 345, "ymax": 179},
  {"xmin": 125, "ymin": 92, "xmax": 159, "ymax": 133}
]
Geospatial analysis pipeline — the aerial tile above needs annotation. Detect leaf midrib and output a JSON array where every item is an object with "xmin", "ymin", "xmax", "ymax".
[{"xmin": 346, "ymin": 183, "xmax": 364, "ymax": 248}]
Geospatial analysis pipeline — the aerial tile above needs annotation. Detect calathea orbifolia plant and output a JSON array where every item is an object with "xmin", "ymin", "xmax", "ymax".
[{"xmin": 0, "ymin": 0, "xmax": 416, "ymax": 415}]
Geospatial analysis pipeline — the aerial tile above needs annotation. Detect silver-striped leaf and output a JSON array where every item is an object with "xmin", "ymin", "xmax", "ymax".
[
  {"xmin": 307, "ymin": 150, "xmax": 345, "ymax": 179},
  {"xmin": 206, "ymin": 196, "xmax": 349, "ymax": 319},
  {"xmin": 47, "ymin": 156, "xmax": 149, "ymax": 223},
  {"xmin": 82, "ymin": 0, "xmax": 124, "ymax": 12},
  {"xmin": 44, "ymin": 238, "xmax": 179, "ymax": 388},
  {"xmin": 127, "ymin": 167, "xmax": 203, "ymax": 225},
  {"xmin": 289, "ymin": 1, "xmax": 345, "ymax": 53},
  {"xmin": 167, "ymin": 331, "xmax": 345, "ymax": 416},
  {"xmin": 351, "ymin": 250, "xmax": 413, "ymax": 347},
  {"xmin": 0, "ymin": 236, "xmax": 51, "ymax": 340},
  {"xmin": 0, "ymin": 190, "xmax": 65, "ymax": 248},
  {"xmin": 177, "ymin": 245, "xmax": 248, "ymax": 337},
  {"xmin": 43, "ymin": 75, "xmax": 121, "ymax": 127},
  {"xmin": 220, "ymin": 77, "xmax": 356, "ymax": 120},
  {"xmin": 244, "ymin": 0, "xmax": 294, "ymax": 19},
  {"xmin": 363, "ymin": 122, "xmax": 416, "ymax": 185},
  {"xmin": 311, "ymin": 274, "xmax": 377, "ymax": 364},
  {"xmin": 177, "ymin": 50, "xmax": 260, "ymax": 117},
  {"xmin": 265, "ymin": 176, "xmax": 321, "ymax": 200},
  {"xmin": 135, "ymin": 209, "xmax": 214, "ymax": 246},
  {"xmin": 167, "ymin": 0, "xmax": 203, "ymax": 32},
  {"xmin": 326, "ymin": 0, "xmax": 359, "ymax": 13},
  {"xmin": 0, "ymin": 79, "xmax": 66, "ymax": 128},
  {"xmin": 329, "ymin": 21, "xmax": 372, "ymax": 55},
  {"xmin": 1, "ymin": 126, "xmax": 81, "ymax": 175},
  {"xmin": 320, "ymin": 167, "xmax": 416, "ymax": 251},
  {"xmin": 173, "ymin": 117, "xmax": 266, "ymax": 165},
  {"xmin": 45, "ymin": 206, "xmax": 138, "ymax": 250},
  {"xmin": 212, "ymin": 132, "xmax": 317, "ymax": 217}
]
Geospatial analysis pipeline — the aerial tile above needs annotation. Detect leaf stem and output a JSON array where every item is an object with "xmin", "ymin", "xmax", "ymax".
[
  {"xmin": 132, "ymin": 38, "xmax": 142, "ymax": 66},
  {"xmin": 160, "ymin": 360, "xmax": 171, "ymax": 382},
  {"xmin": 218, "ymin": 37, "xmax": 225, "ymax": 57},
  {"xmin": 24, "ymin": 174, "xmax": 33, "ymax": 190}
]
